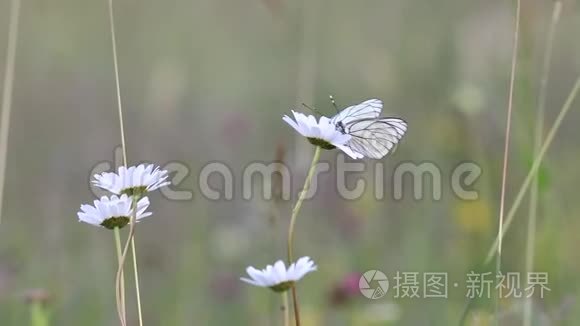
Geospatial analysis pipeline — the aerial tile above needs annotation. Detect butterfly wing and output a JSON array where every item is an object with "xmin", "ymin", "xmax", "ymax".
[
  {"xmin": 344, "ymin": 118, "xmax": 407, "ymax": 159},
  {"xmin": 330, "ymin": 99, "xmax": 383, "ymax": 125}
]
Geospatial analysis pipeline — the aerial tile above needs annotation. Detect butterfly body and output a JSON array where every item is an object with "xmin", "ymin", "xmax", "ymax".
[{"xmin": 335, "ymin": 121, "xmax": 346, "ymax": 134}]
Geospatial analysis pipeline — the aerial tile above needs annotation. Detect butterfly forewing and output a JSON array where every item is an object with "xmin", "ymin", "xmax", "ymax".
[{"xmin": 330, "ymin": 99, "xmax": 382, "ymax": 126}]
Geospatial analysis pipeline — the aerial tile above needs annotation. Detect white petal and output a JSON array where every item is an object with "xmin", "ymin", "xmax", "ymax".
[
  {"xmin": 246, "ymin": 266, "xmax": 270, "ymax": 286},
  {"xmin": 240, "ymin": 257, "xmax": 317, "ymax": 288},
  {"xmin": 273, "ymin": 260, "xmax": 287, "ymax": 284},
  {"xmin": 283, "ymin": 115, "xmax": 300, "ymax": 131},
  {"xmin": 240, "ymin": 277, "xmax": 261, "ymax": 286}
]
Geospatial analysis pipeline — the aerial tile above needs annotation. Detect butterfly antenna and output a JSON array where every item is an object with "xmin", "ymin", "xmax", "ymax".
[
  {"xmin": 301, "ymin": 103, "xmax": 322, "ymax": 116},
  {"xmin": 329, "ymin": 95, "xmax": 339, "ymax": 113}
]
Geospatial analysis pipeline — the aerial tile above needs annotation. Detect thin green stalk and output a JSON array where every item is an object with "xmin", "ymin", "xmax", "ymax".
[
  {"xmin": 495, "ymin": 0, "xmax": 521, "ymax": 322},
  {"xmin": 282, "ymin": 292, "xmax": 290, "ymax": 326},
  {"xmin": 523, "ymin": 2, "xmax": 561, "ymax": 326},
  {"xmin": 497, "ymin": 0, "xmax": 521, "ymax": 259},
  {"xmin": 460, "ymin": 75, "xmax": 580, "ymax": 326},
  {"xmin": 107, "ymin": 0, "xmax": 129, "ymax": 323},
  {"xmin": 131, "ymin": 236, "xmax": 144, "ymax": 325},
  {"xmin": 115, "ymin": 195, "xmax": 140, "ymax": 326},
  {"xmin": 286, "ymin": 145, "xmax": 321, "ymax": 326},
  {"xmin": 108, "ymin": 0, "xmax": 128, "ymax": 164},
  {"xmin": 290, "ymin": 286, "xmax": 301, "ymax": 326},
  {"xmin": 107, "ymin": 0, "xmax": 144, "ymax": 324},
  {"xmin": 485, "ymin": 75, "xmax": 580, "ymax": 264},
  {"xmin": 0, "ymin": 0, "xmax": 21, "ymax": 224},
  {"xmin": 114, "ymin": 227, "xmax": 127, "ymax": 326},
  {"xmin": 30, "ymin": 302, "xmax": 49, "ymax": 326}
]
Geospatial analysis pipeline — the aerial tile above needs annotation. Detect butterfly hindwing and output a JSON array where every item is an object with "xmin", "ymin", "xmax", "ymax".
[{"xmin": 343, "ymin": 117, "xmax": 407, "ymax": 159}]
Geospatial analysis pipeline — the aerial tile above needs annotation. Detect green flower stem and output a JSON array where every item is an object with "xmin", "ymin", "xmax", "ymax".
[
  {"xmin": 282, "ymin": 292, "xmax": 290, "ymax": 326},
  {"xmin": 108, "ymin": 0, "xmax": 133, "ymax": 323},
  {"xmin": 113, "ymin": 227, "xmax": 126, "ymax": 325},
  {"xmin": 30, "ymin": 302, "xmax": 49, "ymax": 326},
  {"xmin": 286, "ymin": 145, "xmax": 321, "ymax": 326},
  {"xmin": 287, "ymin": 145, "xmax": 321, "ymax": 262},
  {"xmin": 128, "ymin": 193, "xmax": 144, "ymax": 326},
  {"xmin": 115, "ymin": 194, "xmax": 142, "ymax": 326},
  {"xmin": 131, "ymin": 232, "xmax": 144, "ymax": 326}
]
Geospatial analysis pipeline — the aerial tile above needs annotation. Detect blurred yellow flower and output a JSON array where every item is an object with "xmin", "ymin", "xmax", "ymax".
[
  {"xmin": 301, "ymin": 307, "xmax": 322, "ymax": 326},
  {"xmin": 352, "ymin": 188, "xmax": 380, "ymax": 217},
  {"xmin": 465, "ymin": 310, "xmax": 492, "ymax": 326},
  {"xmin": 354, "ymin": 303, "xmax": 401, "ymax": 325},
  {"xmin": 454, "ymin": 199, "xmax": 492, "ymax": 235}
]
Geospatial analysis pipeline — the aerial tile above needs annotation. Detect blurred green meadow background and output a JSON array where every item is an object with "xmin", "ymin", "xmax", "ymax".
[{"xmin": 1, "ymin": 0, "xmax": 580, "ymax": 324}]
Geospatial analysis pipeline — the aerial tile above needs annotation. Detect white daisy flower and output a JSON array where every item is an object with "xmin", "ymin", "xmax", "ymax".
[
  {"xmin": 283, "ymin": 111, "xmax": 363, "ymax": 159},
  {"xmin": 92, "ymin": 164, "xmax": 170, "ymax": 196},
  {"xmin": 77, "ymin": 194, "xmax": 152, "ymax": 229},
  {"xmin": 240, "ymin": 256, "xmax": 317, "ymax": 292}
]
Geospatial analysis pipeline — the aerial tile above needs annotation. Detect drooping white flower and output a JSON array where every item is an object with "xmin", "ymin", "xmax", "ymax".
[
  {"xmin": 283, "ymin": 111, "xmax": 363, "ymax": 159},
  {"xmin": 240, "ymin": 256, "xmax": 317, "ymax": 292},
  {"xmin": 77, "ymin": 194, "xmax": 152, "ymax": 229},
  {"xmin": 92, "ymin": 164, "xmax": 170, "ymax": 196}
]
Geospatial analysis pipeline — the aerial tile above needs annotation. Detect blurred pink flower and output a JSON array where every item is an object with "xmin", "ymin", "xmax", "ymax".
[
  {"xmin": 329, "ymin": 272, "xmax": 362, "ymax": 306},
  {"xmin": 220, "ymin": 112, "xmax": 252, "ymax": 147},
  {"xmin": 210, "ymin": 272, "xmax": 241, "ymax": 302}
]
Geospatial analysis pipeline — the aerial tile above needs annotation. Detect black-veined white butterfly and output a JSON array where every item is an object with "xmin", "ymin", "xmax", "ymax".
[{"xmin": 329, "ymin": 98, "xmax": 407, "ymax": 159}]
